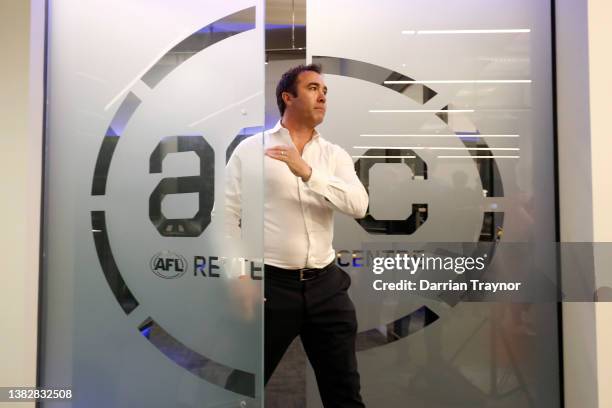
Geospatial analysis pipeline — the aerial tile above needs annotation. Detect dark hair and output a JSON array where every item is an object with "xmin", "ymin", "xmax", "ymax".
[{"xmin": 275, "ymin": 64, "xmax": 322, "ymax": 116}]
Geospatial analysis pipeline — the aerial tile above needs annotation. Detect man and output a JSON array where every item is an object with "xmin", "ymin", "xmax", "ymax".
[{"xmin": 225, "ymin": 64, "xmax": 368, "ymax": 407}]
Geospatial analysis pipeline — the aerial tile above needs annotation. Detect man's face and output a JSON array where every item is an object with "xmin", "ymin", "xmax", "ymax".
[{"xmin": 284, "ymin": 70, "xmax": 327, "ymax": 127}]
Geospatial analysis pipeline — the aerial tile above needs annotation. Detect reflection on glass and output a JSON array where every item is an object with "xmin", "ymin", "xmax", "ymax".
[{"xmin": 305, "ymin": 0, "xmax": 559, "ymax": 407}]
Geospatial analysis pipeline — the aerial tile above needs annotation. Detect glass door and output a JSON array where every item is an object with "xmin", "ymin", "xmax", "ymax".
[
  {"xmin": 307, "ymin": 0, "xmax": 558, "ymax": 406},
  {"xmin": 41, "ymin": 1, "xmax": 265, "ymax": 407}
]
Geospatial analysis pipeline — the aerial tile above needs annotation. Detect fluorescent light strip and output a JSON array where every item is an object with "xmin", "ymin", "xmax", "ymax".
[
  {"xmin": 353, "ymin": 146, "xmax": 520, "ymax": 151},
  {"xmin": 437, "ymin": 155, "xmax": 520, "ymax": 159},
  {"xmin": 402, "ymin": 29, "xmax": 531, "ymax": 35},
  {"xmin": 384, "ymin": 80, "xmax": 531, "ymax": 84},
  {"xmin": 459, "ymin": 134, "xmax": 520, "ymax": 138},
  {"xmin": 360, "ymin": 134, "xmax": 520, "ymax": 138},
  {"xmin": 435, "ymin": 147, "xmax": 519, "ymax": 151},
  {"xmin": 352, "ymin": 155, "xmax": 416, "ymax": 159},
  {"xmin": 369, "ymin": 109, "xmax": 474, "ymax": 113}
]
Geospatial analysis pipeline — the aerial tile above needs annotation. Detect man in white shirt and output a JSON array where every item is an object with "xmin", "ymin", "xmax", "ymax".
[{"xmin": 225, "ymin": 64, "xmax": 368, "ymax": 407}]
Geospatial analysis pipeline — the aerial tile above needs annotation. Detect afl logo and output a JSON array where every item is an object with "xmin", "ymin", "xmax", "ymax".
[{"xmin": 150, "ymin": 251, "xmax": 188, "ymax": 279}]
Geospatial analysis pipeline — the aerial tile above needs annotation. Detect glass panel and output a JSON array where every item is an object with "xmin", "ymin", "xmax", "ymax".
[
  {"xmin": 305, "ymin": 0, "xmax": 559, "ymax": 407},
  {"xmin": 41, "ymin": 1, "xmax": 265, "ymax": 407}
]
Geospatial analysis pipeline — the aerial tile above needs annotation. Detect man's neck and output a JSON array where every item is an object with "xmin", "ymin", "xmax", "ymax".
[{"xmin": 281, "ymin": 116, "xmax": 315, "ymax": 145}]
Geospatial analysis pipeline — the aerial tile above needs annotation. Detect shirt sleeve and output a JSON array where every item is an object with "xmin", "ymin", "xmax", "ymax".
[{"xmin": 304, "ymin": 145, "xmax": 369, "ymax": 218}]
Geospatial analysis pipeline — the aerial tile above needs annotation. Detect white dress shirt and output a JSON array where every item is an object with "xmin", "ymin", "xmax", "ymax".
[{"xmin": 224, "ymin": 121, "xmax": 369, "ymax": 269}]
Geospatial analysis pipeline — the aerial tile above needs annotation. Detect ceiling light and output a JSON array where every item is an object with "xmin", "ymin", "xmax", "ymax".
[
  {"xmin": 369, "ymin": 109, "xmax": 474, "ymax": 113},
  {"xmin": 402, "ymin": 29, "xmax": 531, "ymax": 35},
  {"xmin": 437, "ymin": 155, "xmax": 520, "ymax": 158},
  {"xmin": 360, "ymin": 134, "xmax": 520, "ymax": 138},
  {"xmin": 384, "ymin": 80, "xmax": 531, "ymax": 84},
  {"xmin": 351, "ymin": 155, "xmax": 416, "ymax": 159},
  {"xmin": 353, "ymin": 146, "xmax": 519, "ymax": 151}
]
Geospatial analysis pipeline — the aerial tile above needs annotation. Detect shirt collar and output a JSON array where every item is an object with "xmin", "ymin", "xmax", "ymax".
[{"xmin": 269, "ymin": 120, "xmax": 321, "ymax": 140}]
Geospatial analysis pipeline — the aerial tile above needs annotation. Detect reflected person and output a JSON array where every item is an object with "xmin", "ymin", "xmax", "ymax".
[{"xmin": 225, "ymin": 64, "xmax": 368, "ymax": 407}]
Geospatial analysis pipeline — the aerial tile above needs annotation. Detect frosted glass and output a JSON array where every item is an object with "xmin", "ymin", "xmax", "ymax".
[
  {"xmin": 306, "ymin": 0, "xmax": 559, "ymax": 407},
  {"xmin": 41, "ymin": 1, "xmax": 265, "ymax": 407}
]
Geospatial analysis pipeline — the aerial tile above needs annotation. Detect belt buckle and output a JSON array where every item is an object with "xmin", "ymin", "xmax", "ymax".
[{"xmin": 299, "ymin": 268, "xmax": 315, "ymax": 281}]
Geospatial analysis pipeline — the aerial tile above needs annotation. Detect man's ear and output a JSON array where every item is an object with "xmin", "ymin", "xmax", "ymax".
[{"xmin": 282, "ymin": 91, "xmax": 293, "ymax": 107}]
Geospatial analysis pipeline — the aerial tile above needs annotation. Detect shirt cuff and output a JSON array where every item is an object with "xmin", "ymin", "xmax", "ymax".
[{"xmin": 304, "ymin": 167, "xmax": 328, "ymax": 194}]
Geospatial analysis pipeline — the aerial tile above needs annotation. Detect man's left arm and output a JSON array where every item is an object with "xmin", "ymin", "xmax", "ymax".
[{"xmin": 304, "ymin": 147, "xmax": 369, "ymax": 218}]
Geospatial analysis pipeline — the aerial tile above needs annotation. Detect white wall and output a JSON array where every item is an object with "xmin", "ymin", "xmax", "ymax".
[
  {"xmin": 556, "ymin": 0, "xmax": 612, "ymax": 407},
  {"xmin": 587, "ymin": 1, "xmax": 612, "ymax": 407},
  {"xmin": 0, "ymin": 0, "xmax": 44, "ymax": 406}
]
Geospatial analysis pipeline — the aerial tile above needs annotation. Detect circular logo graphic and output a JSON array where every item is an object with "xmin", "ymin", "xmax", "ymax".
[
  {"xmin": 90, "ymin": 6, "xmax": 260, "ymax": 398},
  {"xmin": 150, "ymin": 251, "xmax": 188, "ymax": 279}
]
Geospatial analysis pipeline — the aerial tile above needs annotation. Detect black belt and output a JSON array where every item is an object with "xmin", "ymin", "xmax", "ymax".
[{"xmin": 265, "ymin": 262, "xmax": 333, "ymax": 281}]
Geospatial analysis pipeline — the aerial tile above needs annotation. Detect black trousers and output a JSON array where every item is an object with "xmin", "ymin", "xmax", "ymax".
[{"xmin": 264, "ymin": 263, "xmax": 365, "ymax": 408}]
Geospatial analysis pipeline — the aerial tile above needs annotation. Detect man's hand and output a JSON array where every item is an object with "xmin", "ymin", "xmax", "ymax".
[{"xmin": 265, "ymin": 145, "xmax": 312, "ymax": 181}]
